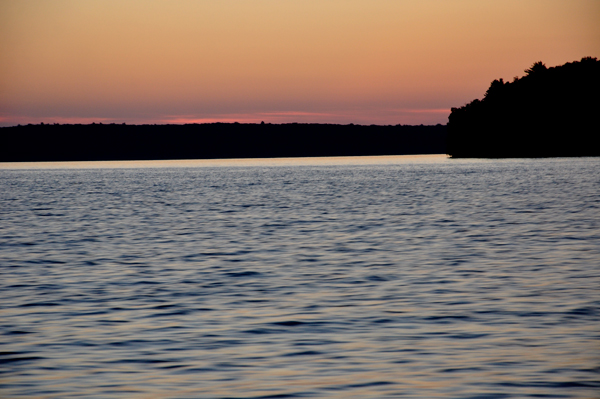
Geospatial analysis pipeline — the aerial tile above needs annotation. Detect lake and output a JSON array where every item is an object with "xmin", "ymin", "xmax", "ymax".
[{"xmin": 1, "ymin": 155, "xmax": 598, "ymax": 398}]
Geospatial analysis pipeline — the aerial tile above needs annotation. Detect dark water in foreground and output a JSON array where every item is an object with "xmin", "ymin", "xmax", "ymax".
[{"xmin": 1, "ymin": 156, "xmax": 599, "ymax": 398}]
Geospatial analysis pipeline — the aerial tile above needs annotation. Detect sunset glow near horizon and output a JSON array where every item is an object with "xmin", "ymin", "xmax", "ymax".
[{"xmin": 1, "ymin": 0, "xmax": 598, "ymax": 127}]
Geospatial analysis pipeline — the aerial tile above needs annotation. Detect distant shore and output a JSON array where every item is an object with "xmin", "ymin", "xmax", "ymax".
[{"xmin": 0, "ymin": 123, "xmax": 447, "ymax": 162}]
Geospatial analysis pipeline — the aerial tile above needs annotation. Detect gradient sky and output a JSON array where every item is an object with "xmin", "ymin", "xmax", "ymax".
[{"xmin": 1, "ymin": 0, "xmax": 598, "ymax": 126}]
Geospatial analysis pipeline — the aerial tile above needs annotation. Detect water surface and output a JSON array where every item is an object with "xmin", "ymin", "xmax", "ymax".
[{"xmin": 1, "ymin": 155, "xmax": 599, "ymax": 398}]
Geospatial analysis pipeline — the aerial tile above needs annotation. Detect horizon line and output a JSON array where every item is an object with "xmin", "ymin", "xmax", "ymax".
[{"xmin": 1, "ymin": 121, "xmax": 448, "ymax": 128}]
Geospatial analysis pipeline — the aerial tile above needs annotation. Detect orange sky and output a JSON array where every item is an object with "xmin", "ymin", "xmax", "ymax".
[{"xmin": 1, "ymin": 0, "xmax": 598, "ymax": 126}]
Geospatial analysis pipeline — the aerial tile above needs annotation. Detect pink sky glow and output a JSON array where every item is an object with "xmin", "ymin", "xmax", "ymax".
[{"xmin": 2, "ymin": 109, "xmax": 451, "ymax": 127}]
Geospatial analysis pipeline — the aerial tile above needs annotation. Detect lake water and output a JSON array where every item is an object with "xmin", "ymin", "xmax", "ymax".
[{"xmin": 1, "ymin": 155, "xmax": 599, "ymax": 398}]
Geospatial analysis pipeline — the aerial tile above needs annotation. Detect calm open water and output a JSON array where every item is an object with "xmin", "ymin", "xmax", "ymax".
[{"xmin": 1, "ymin": 155, "xmax": 599, "ymax": 398}]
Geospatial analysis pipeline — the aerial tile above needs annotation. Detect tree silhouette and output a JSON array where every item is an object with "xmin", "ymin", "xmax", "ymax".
[
  {"xmin": 447, "ymin": 57, "xmax": 600, "ymax": 158},
  {"xmin": 524, "ymin": 61, "xmax": 547, "ymax": 75}
]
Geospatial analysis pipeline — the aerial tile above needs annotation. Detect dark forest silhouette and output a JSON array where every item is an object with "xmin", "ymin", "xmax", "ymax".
[
  {"xmin": 447, "ymin": 57, "xmax": 600, "ymax": 158},
  {"xmin": 0, "ymin": 123, "xmax": 447, "ymax": 162}
]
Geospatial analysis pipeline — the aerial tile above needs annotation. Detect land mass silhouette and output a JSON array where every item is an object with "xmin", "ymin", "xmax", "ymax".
[
  {"xmin": 0, "ymin": 123, "xmax": 447, "ymax": 162},
  {"xmin": 447, "ymin": 57, "xmax": 600, "ymax": 158}
]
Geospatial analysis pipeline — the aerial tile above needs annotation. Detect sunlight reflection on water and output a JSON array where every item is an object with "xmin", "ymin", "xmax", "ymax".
[{"xmin": 0, "ymin": 154, "xmax": 449, "ymax": 169}]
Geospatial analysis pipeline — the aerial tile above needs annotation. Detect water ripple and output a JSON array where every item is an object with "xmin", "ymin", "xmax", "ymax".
[{"xmin": 0, "ymin": 156, "xmax": 599, "ymax": 398}]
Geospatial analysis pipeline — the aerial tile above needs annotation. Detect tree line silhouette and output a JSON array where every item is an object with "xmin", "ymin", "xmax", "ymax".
[
  {"xmin": 447, "ymin": 57, "xmax": 600, "ymax": 158},
  {"xmin": 0, "ymin": 123, "xmax": 447, "ymax": 162}
]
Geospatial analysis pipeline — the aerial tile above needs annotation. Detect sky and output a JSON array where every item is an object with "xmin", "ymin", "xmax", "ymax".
[{"xmin": 0, "ymin": 0, "xmax": 598, "ymax": 127}]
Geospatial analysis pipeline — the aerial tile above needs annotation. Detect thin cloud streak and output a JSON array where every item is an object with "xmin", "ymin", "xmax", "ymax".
[{"xmin": 0, "ymin": 109, "xmax": 450, "ymax": 127}]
